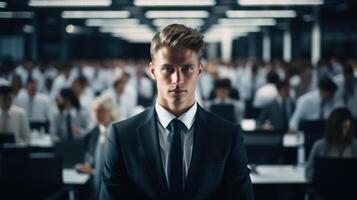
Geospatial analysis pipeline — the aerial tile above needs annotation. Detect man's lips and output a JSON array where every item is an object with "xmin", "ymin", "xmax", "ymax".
[{"xmin": 169, "ymin": 88, "xmax": 186, "ymax": 93}]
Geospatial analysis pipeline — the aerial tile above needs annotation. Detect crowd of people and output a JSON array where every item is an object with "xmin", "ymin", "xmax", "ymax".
[{"xmin": 1, "ymin": 56, "xmax": 357, "ymax": 198}]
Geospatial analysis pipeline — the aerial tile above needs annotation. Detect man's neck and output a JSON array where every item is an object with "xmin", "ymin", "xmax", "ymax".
[{"xmin": 158, "ymin": 100, "xmax": 195, "ymax": 118}]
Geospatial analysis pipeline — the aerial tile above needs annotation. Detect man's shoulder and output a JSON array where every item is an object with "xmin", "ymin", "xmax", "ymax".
[
  {"xmin": 198, "ymin": 106, "xmax": 239, "ymax": 131},
  {"xmin": 110, "ymin": 106, "xmax": 153, "ymax": 133}
]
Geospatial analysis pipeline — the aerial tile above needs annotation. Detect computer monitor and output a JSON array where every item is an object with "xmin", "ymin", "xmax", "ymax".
[
  {"xmin": 54, "ymin": 138, "xmax": 86, "ymax": 168},
  {"xmin": 313, "ymin": 157, "xmax": 357, "ymax": 198},
  {"xmin": 29, "ymin": 121, "xmax": 50, "ymax": 133},
  {"xmin": 299, "ymin": 120, "xmax": 325, "ymax": 160},
  {"xmin": 243, "ymin": 131, "xmax": 284, "ymax": 165},
  {"xmin": 0, "ymin": 133, "xmax": 15, "ymax": 145}
]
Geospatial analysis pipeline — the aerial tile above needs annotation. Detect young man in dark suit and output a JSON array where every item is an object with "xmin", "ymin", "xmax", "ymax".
[{"xmin": 100, "ymin": 24, "xmax": 254, "ymax": 200}]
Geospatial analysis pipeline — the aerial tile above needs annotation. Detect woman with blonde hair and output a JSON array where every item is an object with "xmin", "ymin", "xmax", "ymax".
[{"xmin": 76, "ymin": 95, "xmax": 119, "ymax": 199}]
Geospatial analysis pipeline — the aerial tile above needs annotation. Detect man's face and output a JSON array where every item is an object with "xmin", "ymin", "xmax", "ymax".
[
  {"xmin": 319, "ymin": 90, "xmax": 333, "ymax": 100},
  {"xmin": 279, "ymin": 86, "xmax": 290, "ymax": 98},
  {"xmin": 150, "ymin": 46, "xmax": 202, "ymax": 109},
  {"xmin": 0, "ymin": 94, "xmax": 12, "ymax": 111},
  {"xmin": 27, "ymin": 82, "xmax": 38, "ymax": 97}
]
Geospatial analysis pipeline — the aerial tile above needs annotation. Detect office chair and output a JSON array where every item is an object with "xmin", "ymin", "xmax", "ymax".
[
  {"xmin": 313, "ymin": 157, "xmax": 357, "ymax": 199},
  {"xmin": 299, "ymin": 120, "xmax": 325, "ymax": 160}
]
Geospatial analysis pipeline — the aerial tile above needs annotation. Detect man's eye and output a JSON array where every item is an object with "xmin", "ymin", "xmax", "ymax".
[
  {"xmin": 162, "ymin": 67, "xmax": 174, "ymax": 73},
  {"xmin": 182, "ymin": 66, "xmax": 193, "ymax": 73}
]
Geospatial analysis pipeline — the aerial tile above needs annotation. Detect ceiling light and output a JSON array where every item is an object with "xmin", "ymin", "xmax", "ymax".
[
  {"xmin": 146, "ymin": 10, "xmax": 209, "ymax": 18},
  {"xmin": 0, "ymin": 12, "xmax": 34, "ymax": 18},
  {"xmin": 153, "ymin": 19, "xmax": 205, "ymax": 27},
  {"xmin": 218, "ymin": 18, "xmax": 276, "ymax": 26},
  {"xmin": 134, "ymin": 0, "xmax": 215, "ymax": 7},
  {"xmin": 226, "ymin": 10, "xmax": 296, "ymax": 18},
  {"xmin": 85, "ymin": 19, "xmax": 140, "ymax": 26},
  {"xmin": 0, "ymin": 2, "xmax": 7, "ymax": 8},
  {"xmin": 238, "ymin": 0, "xmax": 323, "ymax": 6},
  {"xmin": 62, "ymin": 11, "xmax": 129, "ymax": 18},
  {"xmin": 29, "ymin": 0, "xmax": 111, "ymax": 7}
]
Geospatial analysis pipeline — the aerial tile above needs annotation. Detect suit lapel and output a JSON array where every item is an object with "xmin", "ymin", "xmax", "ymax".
[
  {"xmin": 185, "ymin": 105, "xmax": 211, "ymax": 198},
  {"xmin": 137, "ymin": 107, "xmax": 169, "ymax": 199}
]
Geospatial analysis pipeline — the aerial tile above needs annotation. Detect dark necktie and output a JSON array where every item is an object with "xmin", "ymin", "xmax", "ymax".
[
  {"xmin": 167, "ymin": 119, "xmax": 185, "ymax": 197},
  {"xmin": 66, "ymin": 113, "xmax": 73, "ymax": 140}
]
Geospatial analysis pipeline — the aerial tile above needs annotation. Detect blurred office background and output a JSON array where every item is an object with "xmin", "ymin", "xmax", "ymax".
[{"xmin": 0, "ymin": 0, "xmax": 357, "ymax": 199}]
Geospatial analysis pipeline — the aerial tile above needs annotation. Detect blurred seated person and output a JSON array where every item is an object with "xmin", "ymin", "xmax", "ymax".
[
  {"xmin": 257, "ymin": 80, "xmax": 295, "ymax": 131},
  {"xmin": 52, "ymin": 88, "xmax": 90, "ymax": 141},
  {"xmin": 206, "ymin": 78, "xmax": 244, "ymax": 123},
  {"xmin": 334, "ymin": 64, "xmax": 357, "ymax": 118},
  {"xmin": 289, "ymin": 76, "xmax": 344, "ymax": 133},
  {"xmin": 13, "ymin": 78, "xmax": 52, "ymax": 125},
  {"xmin": 0, "ymin": 84, "xmax": 30, "ymax": 145},
  {"xmin": 76, "ymin": 95, "xmax": 119, "ymax": 198},
  {"xmin": 305, "ymin": 107, "xmax": 357, "ymax": 180},
  {"xmin": 208, "ymin": 78, "xmax": 239, "ymax": 100},
  {"xmin": 253, "ymin": 70, "xmax": 280, "ymax": 108},
  {"xmin": 101, "ymin": 75, "xmax": 136, "ymax": 121},
  {"xmin": 71, "ymin": 75, "xmax": 94, "ymax": 113}
]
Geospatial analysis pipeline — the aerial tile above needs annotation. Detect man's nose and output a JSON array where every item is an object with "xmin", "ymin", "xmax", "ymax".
[{"xmin": 171, "ymin": 69, "xmax": 181, "ymax": 84}]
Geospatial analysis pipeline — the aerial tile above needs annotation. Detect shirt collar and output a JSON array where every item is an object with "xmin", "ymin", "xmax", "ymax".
[{"xmin": 155, "ymin": 101, "xmax": 197, "ymax": 131}]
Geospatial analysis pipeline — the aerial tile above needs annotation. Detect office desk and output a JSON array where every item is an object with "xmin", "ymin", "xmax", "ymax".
[
  {"xmin": 63, "ymin": 169, "xmax": 90, "ymax": 200},
  {"xmin": 250, "ymin": 165, "xmax": 309, "ymax": 200},
  {"xmin": 30, "ymin": 132, "xmax": 53, "ymax": 147},
  {"xmin": 250, "ymin": 165, "xmax": 308, "ymax": 185}
]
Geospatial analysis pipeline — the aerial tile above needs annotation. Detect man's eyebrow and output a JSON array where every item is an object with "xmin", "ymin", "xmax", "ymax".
[{"xmin": 162, "ymin": 64, "xmax": 173, "ymax": 67}]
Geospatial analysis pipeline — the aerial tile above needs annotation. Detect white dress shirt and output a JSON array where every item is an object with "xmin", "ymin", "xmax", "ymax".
[
  {"xmin": 101, "ymin": 87, "xmax": 137, "ymax": 121},
  {"xmin": 289, "ymin": 90, "xmax": 344, "ymax": 130},
  {"xmin": 13, "ymin": 90, "xmax": 52, "ymax": 122},
  {"xmin": 253, "ymin": 83, "xmax": 278, "ymax": 108},
  {"xmin": 0, "ymin": 106, "xmax": 30, "ymax": 145},
  {"xmin": 155, "ymin": 101, "xmax": 197, "ymax": 183}
]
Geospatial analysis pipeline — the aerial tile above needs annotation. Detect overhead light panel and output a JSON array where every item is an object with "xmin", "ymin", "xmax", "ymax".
[
  {"xmin": 85, "ymin": 18, "xmax": 140, "ymax": 26},
  {"xmin": 218, "ymin": 18, "xmax": 276, "ymax": 26},
  {"xmin": 62, "ymin": 11, "xmax": 130, "ymax": 18},
  {"xmin": 29, "ymin": 0, "xmax": 111, "ymax": 7},
  {"xmin": 134, "ymin": 0, "xmax": 215, "ymax": 7},
  {"xmin": 153, "ymin": 19, "xmax": 205, "ymax": 27},
  {"xmin": 238, "ymin": 0, "xmax": 323, "ymax": 6},
  {"xmin": 0, "ymin": 12, "xmax": 34, "ymax": 18},
  {"xmin": 0, "ymin": 2, "xmax": 7, "ymax": 8},
  {"xmin": 146, "ymin": 10, "xmax": 209, "ymax": 18},
  {"xmin": 100, "ymin": 26, "xmax": 152, "ymax": 33},
  {"xmin": 226, "ymin": 10, "xmax": 296, "ymax": 18}
]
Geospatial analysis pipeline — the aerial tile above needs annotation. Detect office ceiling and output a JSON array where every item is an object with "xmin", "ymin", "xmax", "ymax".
[{"xmin": 0, "ymin": 0, "xmax": 356, "ymax": 43}]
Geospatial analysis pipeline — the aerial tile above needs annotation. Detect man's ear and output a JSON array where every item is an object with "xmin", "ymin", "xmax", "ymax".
[
  {"xmin": 149, "ymin": 62, "xmax": 156, "ymax": 80},
  {"xmin": 197, "ymin": 62, "xmax": 203, "ymax": 77}
]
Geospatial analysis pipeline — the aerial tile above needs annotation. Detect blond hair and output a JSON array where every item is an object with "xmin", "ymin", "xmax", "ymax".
[
  {"xmin": 150, "ymin": 24, "xmax": 205, "ymax": 60},
  {"xmin": 91, "ymin": 95, "xmax": 119, "ymax": 123}
]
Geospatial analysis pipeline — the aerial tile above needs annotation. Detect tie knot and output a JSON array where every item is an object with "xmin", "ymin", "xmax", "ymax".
[{"xmin": 167, "ymin": 119, "xmax": 186, "ymax": 134}]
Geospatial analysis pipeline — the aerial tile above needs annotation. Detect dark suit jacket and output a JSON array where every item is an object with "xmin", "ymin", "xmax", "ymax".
[
  {"xmin": 257, "ymin": 99, "xmax": 295, "ymax": 131},
  {"xmin": 100, "ymin": 105, "xmax": 254, "ymax": 200},
  {"xmin": 84, "ymin": 126, "xmax": 100, "ymax": 167}
]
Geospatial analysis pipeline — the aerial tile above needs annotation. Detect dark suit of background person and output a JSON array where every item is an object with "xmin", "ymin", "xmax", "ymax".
[
  {"xmin": 257, "ymin": 80, "xmax": 295, "ymax": 131},
  {"xmin": 100, "ymin": 24, "xmax": 253, "ymax": 200}
]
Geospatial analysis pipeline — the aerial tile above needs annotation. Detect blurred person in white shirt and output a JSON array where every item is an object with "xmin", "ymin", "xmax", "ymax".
[{"xmin": 0, "ymin": 84, "xmax": 30, "ymax": 145}]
